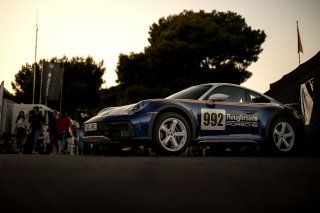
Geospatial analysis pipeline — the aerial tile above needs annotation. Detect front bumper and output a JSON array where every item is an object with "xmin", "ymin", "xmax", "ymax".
[
  {"xmin": 83, "ymin": 122, "xmax": 134, "ymax": 144},
  {"xmin": 82, "ymin": 135, "xmax": 112, "ymax": 143}
]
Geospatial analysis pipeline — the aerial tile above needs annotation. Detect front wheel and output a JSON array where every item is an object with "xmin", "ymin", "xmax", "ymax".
[
  {"xmin": 269, "ymin": 117, "xmax": 298, "ymax": 154},
  {"xmin": 153, "ymin": 112, "xmax": 191, "ymax": 156}
]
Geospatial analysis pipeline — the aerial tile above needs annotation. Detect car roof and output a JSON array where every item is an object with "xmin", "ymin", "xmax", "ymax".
[{"xmin": 198, "ymin": 83, "xmax": 279, "ymax": 103}]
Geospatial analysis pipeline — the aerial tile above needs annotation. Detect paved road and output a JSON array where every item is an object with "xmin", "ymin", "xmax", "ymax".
[{"xmin": 0, "ymin": 154, "xmax": 320, "ymax": 213}]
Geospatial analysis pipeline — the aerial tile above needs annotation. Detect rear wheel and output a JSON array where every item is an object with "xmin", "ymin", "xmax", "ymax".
[
  {"xmin": 153, "ymin": 112, "xmax": 191, "ymax": 156},
  {"xmin": 269, "ymin": 117, "xmax": 298, "ymax": 154}
]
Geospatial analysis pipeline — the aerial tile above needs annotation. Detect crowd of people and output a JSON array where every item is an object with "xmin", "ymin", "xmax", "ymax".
[{"xmin": 11, "ymin": 106, "xmax": 88, "ymax": 155}]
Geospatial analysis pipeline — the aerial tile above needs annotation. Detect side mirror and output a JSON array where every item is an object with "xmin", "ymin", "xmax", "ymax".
[{"xmin": 208, "ymin": 93, "xmax": 228, "ymax": 102}]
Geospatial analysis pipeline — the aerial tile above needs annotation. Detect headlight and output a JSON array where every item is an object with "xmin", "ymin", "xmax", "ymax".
[{"xmin": 128, "ymin": 100, "xmax": 150, "ymax": 114}]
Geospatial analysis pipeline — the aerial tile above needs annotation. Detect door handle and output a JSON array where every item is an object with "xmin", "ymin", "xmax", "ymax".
[{"xmin": 244, "ymin": 110, "xmax": 255, "ymax": 114}]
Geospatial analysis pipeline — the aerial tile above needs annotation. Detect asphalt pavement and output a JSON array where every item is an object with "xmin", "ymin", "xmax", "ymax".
[{"xmin": 0, "ymin": 154, "xmax": 320, "ymax": 213}]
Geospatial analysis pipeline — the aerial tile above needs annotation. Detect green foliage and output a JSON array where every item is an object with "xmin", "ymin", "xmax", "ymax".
[
  {"xmin": 100, "ymin": 84, "xmax": 173, "ymax": 107},
  {"xmin": 11, "ymin": 63, "xmax": 40, "ymax": 104},
  {"xmin": 10, "ymin": 9, "xmax": 267, "ymax": 112},
  {"xmin": 11, "ymin": 56, "xmax": 105, "ymax": 112},
  {"xmin": 2, "ymin": 86, "xmax": 15, "ymax": 101},
  {"xmin": 55, "ymin": 56, "xmax": 105, "ymax": 112},
  {"xmin": 115, "ymin": 10, "xmax": 266, "ymax": 104}
]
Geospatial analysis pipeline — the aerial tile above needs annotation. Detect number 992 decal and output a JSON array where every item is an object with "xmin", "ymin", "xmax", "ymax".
[{"xmin": 201, "ymin": 109, "xmax": 226, "ymax": 130}]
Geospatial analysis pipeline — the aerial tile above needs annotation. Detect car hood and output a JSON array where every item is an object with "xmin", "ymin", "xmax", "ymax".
[
  {"xmin": 97, "ymin": 99, "xmax": 206, "ymax": 116},
  {"xmin": 97, "ymin": 103, "xmax": 136, "ymax": 116}
]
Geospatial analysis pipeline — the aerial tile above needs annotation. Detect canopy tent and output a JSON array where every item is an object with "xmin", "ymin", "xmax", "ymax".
[{"xmin": 267, "ymin": 51, "xmax": 320, "ymax": 142}]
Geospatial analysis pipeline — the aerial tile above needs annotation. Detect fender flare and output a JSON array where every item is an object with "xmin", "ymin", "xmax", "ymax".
[{"xmin": 147, "ymin": 104, "xmax": 198, "ymax": 141}]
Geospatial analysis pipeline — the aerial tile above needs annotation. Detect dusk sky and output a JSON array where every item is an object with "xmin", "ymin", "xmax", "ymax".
[{"xmin": 1, "ymin": 0, "xmax": 319, "ymax": 94}]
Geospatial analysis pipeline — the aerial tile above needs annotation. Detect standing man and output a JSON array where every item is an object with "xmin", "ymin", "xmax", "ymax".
[
  {"xmin": 28, "ymin": 106, "xmax": 44, "ymax": 154},
  {"xmin": 48, "ymin": 111, "xmax": 59, "ymax": 154},
  {"xmin": 56, "ymin": 111, "xmax": 72, "ymax": 154}
]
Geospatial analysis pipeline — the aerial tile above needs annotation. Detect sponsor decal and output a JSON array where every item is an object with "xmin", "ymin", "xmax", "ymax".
[
  {"xmin": 226, "ymin": 113, "xmax": 259, "ymax": 128},
  {"xmin": 201, "ymin": 109, "xmax": 259, "ymax": 130}
]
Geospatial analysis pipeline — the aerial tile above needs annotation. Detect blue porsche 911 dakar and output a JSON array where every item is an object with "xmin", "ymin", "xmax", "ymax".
[{"xmin": 83, "ymin": 83, "xmax": 304, "ymax": 156}]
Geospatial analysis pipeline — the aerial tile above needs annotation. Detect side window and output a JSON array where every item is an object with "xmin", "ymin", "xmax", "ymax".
[
  {"xmin": 247, "ymin": 91, "xmax": 270, "ymax": 103},
  {"xmin": 204, "ymin": 86, "xmax": 246, "ymax": 102}
]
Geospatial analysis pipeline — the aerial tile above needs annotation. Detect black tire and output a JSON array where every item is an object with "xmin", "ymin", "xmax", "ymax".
[
  {"xmin": 153, "ymin": 112, "xmax": 191, "ymax": 156},
  {"xmin": 269, "ymin": 117, "xmax": 298, "ymax": 154}
]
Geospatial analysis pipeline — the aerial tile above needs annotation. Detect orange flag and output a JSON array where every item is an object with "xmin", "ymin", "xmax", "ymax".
[{"xmin": 297, "ymin": 25, "xmax": 303, "ymax": 53}]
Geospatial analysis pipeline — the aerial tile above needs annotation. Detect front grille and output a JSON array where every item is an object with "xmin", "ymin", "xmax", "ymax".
[{"xmin": 84, "ymin": 122, "xmax": 134, "ymax": 140}]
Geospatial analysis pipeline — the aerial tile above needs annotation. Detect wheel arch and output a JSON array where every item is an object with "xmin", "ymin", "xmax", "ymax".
[
  {"xmin": 264, "ymin": 110, "xmax": 303, "ymax": 140},
  {"xmin": 148, "ymin": 105, "xmax": 197, "ymax": 141}
]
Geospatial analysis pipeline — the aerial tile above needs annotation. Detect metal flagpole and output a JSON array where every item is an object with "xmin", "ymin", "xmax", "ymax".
[
  {"xmin": 60, "ymin": 64, "xmax": 64, "ymax": 113},
  {"xmin": 39, "ymin": 61, "xmax": 43, "ymax": 104},
  {"xmin": 32, "ymin": 11, "xmax": 38, "ymax": 104}
]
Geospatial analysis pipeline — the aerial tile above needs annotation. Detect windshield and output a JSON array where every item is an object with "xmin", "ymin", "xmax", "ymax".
[{"xmin": 166, "ymin": 85, "xmax": 212, "ymax": 100}]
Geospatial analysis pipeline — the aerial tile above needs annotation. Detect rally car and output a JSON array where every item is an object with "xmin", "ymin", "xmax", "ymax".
[{"xmin": 83, "ymin": 83, "xmax": 304, "ymax": 155}]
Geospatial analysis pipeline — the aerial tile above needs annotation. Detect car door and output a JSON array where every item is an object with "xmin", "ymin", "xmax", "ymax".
[{"xmin": 197, "ymin": 86, "xmax": 262, "ymax": 141}]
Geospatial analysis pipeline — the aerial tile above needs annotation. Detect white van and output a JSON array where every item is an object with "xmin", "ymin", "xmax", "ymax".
[{"xmin": 0, "ymin": 99, "xmax": 56, "ymax": 153}]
